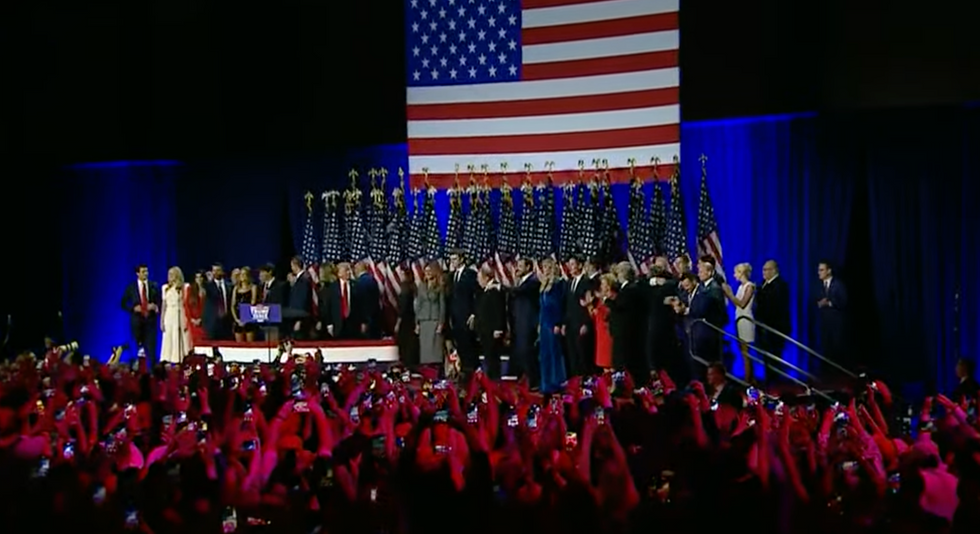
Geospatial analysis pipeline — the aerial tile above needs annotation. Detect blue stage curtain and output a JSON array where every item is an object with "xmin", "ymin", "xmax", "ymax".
[
  {"xmin": 60, "ymin": 161, "xmax": 180, "ymax": 360},
  {"xmin": 680, "ymin": 114, "xmax": 858, "ymax": 378},
  {"xmin": 863, "ymin": 107, "xmax": 980, "ymax": 393}
]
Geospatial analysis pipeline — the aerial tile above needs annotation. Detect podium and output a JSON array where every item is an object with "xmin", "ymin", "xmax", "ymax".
[{"xmin": 239, "ymin": 304, "xmax": 283, "ymax": 358}]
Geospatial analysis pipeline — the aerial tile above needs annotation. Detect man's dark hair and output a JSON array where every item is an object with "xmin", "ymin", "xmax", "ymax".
[
  {"xmin": 819, "ymin": 260, "xmax": 834, "ymax": 271},
  {"xmin": 708, "ymin": 361, "xmax": 727, "ymax": 376},
  {"xmin": 212, "ymin": 262, "xmax": 224, "ymax": 269},
  {"xmin": 680, "ymin": 272, "xmax": 698, "ymax": 285},
  {"xmin": 290, "ymin": 256, "xmax": 303, "ymax": 267},
  {"xmin": 259, "ymin": 263, "xmax": 275, "ymax": 274},
  {"xmin": 135, "ymin": 264, "xmax": 147, "ymax": 273},
  {"xmin": 699, "ymin": 255, "xmax": 716, "ymax": 267},
  {"xmin": 650, "ymin": 264, "xmax": 668, "ymax": 278}
]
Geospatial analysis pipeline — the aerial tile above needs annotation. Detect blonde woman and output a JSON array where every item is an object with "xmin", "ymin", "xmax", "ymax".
[
  {"xmin": 722, "ymin": 263, "xmax": 756, "ymax": 378},
  {"xmin": 536, "ymin": 258, "xmax": 567, "ymax": 393},
  {"xmin": 160, "ymin": 266, "xmax": 192, "ymax": 363},
  {"xmin": 232, "ymin": 267, "xmax": 258, "ymax": 342},
  {"xmin": 414, "ymin": 261, "xmax": 445, "ymax": 367}
]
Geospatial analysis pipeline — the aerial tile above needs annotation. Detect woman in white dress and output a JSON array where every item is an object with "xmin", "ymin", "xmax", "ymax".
[
  {"xmin": 160, "ymin": 266, "xmax": 192, "ymax": 364},
  {"xmin": 722, "ymin": 263, "xmax": 756, "ymax": 381}
]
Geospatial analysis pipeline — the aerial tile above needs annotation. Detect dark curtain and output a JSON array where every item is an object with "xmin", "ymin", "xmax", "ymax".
[
  {"xmin": 60, "ymin": 161, "xmax": 180, "ymax": 357},
  {"xmin": 680, "ymin": 115, "xmax": 858, "ymax": 377},
  {"xmin": 864, "ymin": 107, "xmax": 980, "ymax": 393}
]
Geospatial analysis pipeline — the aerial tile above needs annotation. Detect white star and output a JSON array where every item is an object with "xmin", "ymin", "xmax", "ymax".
[
  {"xmin": 422, "ymin": 58, "xmax": 430, "ymax": 68},
  {"xmin": 431, "ymin": 69, "xmax": 439, "ymax": 79},
  {"xmin": 413, "ymin": 70, "xmax": 421, "ymax": 80},
  {"xmin": 488, "ymin": 41, "xmax": 497, "ymax": 52},
  {"xmin": 439, "ymin": 33, "xmax": 447, "ymax": 42},
  {"xmin": 498, "ymin": 2, "xmax": 506, "ymax": 13},
  {"xmin": 429, "ymin": 0, "xmax": 436, "ymax": 6},
  {"xmin": 458, "ymin": 31, "xmax": 466, "ymax": 41},
  {"xmin": 508, "ymin": 64, "xmax": 517, "ymax": 76},
  {"xmin": 468, "ymin": 43, "xmax": 477, "ymax": 53},
  {"xmin": 450, "ymin": 68, "xmax": 458, "ymax": 79},
  {"xmin": 459, "ymin": 55, "xmax": 467, "ymax": 65},
  {"xmin": 439, "ymin": 8, "xmax": 446, "ymax": 18},
  {"xmin": 458, "ymin": 7, "xmax": 466, "ymax": 17},
  {"xmin": 449, "ymin": 44, "xmax": 458, "ymax": 54},
  {"xmin": 469, "ymin": 67, "xmax": 477, "ymax": 77},
  {"xmin": 468, "ymin": 0, "xmax": 475, "ymax": 3},
  {"xmin": 448, "ymin": 20, "xmax": 457, "ymax": 30},
  {"xmin": 488, "ymin": 66, "xmax": 497, "ymax": 77},
  {"xmin": 412, "ymin": 22, "xmax": 419, "ymax": 33},
  {"xmin": 440, "ymin": 57, "xmax": 448, "ymax": 67},
  {"xmin": 508, "ymin": 14, "xmax": 516, "ymax": 25},
  {"xmin": 477, "ymin": 29, "xmax": 486, "ymax": 40},
  {"xmin": 430, "ymin": 45, "xmax": 438, "ymax": 55},
  {"xmin": 421, "ymin": 34, "xmax": 430, "ymax": 44},
  {"xmin": 420, "ymin": 10, "xmax": 427, "ymax": 19},
  {"xmin": 430, "ymin": 21, "xmax": 437, "ymax": 31},
  {"xmin": 478, "ymin": 54, "xmax": 487, "ymax": 65},
  {"xmin": 412, "ymin": 46, "xmax": 421, "ymax": 56},
  {"xmin": 411, "ymin": 0, "xmax": 418, "ymax": 8},
  {"xmin": 507, "ymin": 39, "xmax": 517, "ymax": 50},
  {"xmin": 498, "ymin": 52, "xmax": 507, "ymax": 64},
  {"xmin": 488, "ymin": 17, "xmax": 496, "ymax": 27},
  {"xmin": 448, "ymin": 0, "xmax": 455, "ymax": 4},
  {"xmin": 477, "ymin": 4, "xmax": 486, "ymax": 15},
  {"xmin": 467, "ymin": 18, "xmax": 476, "ymax": 29},
  {"xmin": 497, "ymin": 28, "xmax": 506, "ymax": 39}
]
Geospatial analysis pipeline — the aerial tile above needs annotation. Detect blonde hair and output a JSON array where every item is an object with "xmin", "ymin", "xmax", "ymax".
[
  {"xmin": 539, "ymin": 258, "xmax": 556, "ymax": 291},
  {"xmin": 320, "ymin": 263, "xmax": 338, "ymax": 284},
  {"xmin": 167, "ymin": 266, "xmax": 185, "ymax": 287},
  {"xmin": 424, "ymin": 260, "xmax": 445, "ymax": 292},
  {"xmin": 600, "ymin": 273, "xmax": 617, "ymax": 292},
  {"xmin": 735, "ymin": 262, "xmax": 752, "ymax": 280}
]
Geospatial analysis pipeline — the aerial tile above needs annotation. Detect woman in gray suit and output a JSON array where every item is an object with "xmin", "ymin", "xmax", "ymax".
[{"xmin": 414, "ymin": 260, "xmax": 446, "ymax": 366}]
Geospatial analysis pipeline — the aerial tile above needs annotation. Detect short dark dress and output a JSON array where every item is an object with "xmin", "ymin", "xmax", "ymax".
[{"xmin": 233, "ymin": 287, "xmax": 257, "ymax": 333}]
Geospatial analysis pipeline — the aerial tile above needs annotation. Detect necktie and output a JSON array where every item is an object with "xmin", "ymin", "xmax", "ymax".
[
  {"xmin": 340, "ymin": 281, "xmax": 349, "ymax": 319},
  {"xmin": 455, "ymin": 270, "xmax": 461, "ymax": 283},
  {"xmin": 218, "ymin": 282, "xmax": 226, "ymax": 314},
  {"xmin": 139, "ymin": 282, "xmax": 148, "ymax": 317}
]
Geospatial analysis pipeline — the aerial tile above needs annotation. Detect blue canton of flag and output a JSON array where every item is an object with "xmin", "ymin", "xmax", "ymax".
[
  {"xmin": 649, "ymin": 181, "xmax": 667, "ymax": 257},
  {"xmin": 517, "ymin": 183, "xmax": 536, "ymax": 259},
  {"xmin": 559, "ymin": 184, "xmax": 578, "ymax": 262},
  {"xmin": 422, "ymin": 187, "xmax": 441, "ymax": 260},
  {"xmin": 627, "ymin": 179, "xmax": 651, "ymax": 273},
  {"xmin": 344, "ymin": 189, "xmax": 369, "ymax": 262},
  {"xmin": 322, "ymin": 191, "xmax": 344, "ymax": 263},
  {"xmin": 406, "ymin": 0, "xmax": 522, "ymax": 87},
  {"xmin": 598, "ymin": 181, "xmax": 622, "ymax": 266},
  {"xmin": 696, "ymin": 157, "xmax": 724, "ymax": 278},
  {"xmin": 577, "ymin": 183, "xmax": 600, "ymax": 259},
  {"xmin": 495, "ymin": 183, "xmax": 518, "ymax": 286},
  {"xmin": 665, "ymin": 164, "xmax": 688, "ymax": 266},
  {"xmin": 534, "ymin": 182, "xmax": 556, "ymax": 260},
  {"xmin": 445, "ymin": 187, "xmax": 464, "ymax": 251},
  {"xmin": 301, "ymin": 192, "xmax": 320, "ymax": 267},
  {"xmin": 461, "ymin": 185, "xmax": 480, "ymax": 260},
  {"xmin": 476, "ymin": 185, "xmax": 494, "ymax": 265}
]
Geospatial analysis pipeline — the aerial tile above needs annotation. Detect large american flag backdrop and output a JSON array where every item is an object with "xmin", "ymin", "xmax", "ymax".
[{"xmin": 406, "ymin": 0, "xmax": 680, "ymax": 187}]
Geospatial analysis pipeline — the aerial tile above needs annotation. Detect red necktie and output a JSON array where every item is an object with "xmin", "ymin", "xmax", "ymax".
[
  {"xmin": 340, "ymin": 281, "xmax": 349, "ymax": 319},
  {"xmin": 139, "ymin": 282, "xmax": 148, "ymax": 317}
]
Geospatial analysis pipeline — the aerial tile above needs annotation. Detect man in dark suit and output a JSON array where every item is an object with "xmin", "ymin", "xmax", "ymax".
[
  {"xmin": 120, "ymin": 264, "xmax": 161, "ymax": 360},
  {"xmin": 755, "ymin": 260, "xmax": 791, "ymax": 381},
  {"xmin": 563, "ymin": 256, "xmax": 594, "ymax": 377},
  {"xmin": 352, "ymin": 261, "xmax": 381, "ymax": 338},
  {"xmin": 445, "ymin": 250, "xmax": 479, "ymax": 370},
  {"xmin": 952, "ymin": 358, "xmax": 979, "ymax": 403},
  {"xmin": 285, "ymin": 256, "xmax": 314, "ymax": 339},
  {"xmin": 475, "ymin": 265, "xmax": 507, "ymax": 379},
  {"xmin": 815, "ymin": 261, "xmax": 847, "ymax": 363},
  {"xmin": 257, "ymin": 263, "xmax": 288, "ymax": 341},
  {"xmin": 645, "ymin": 263, "xmax": 683, "ymax": 381},
  {"xmin": 508, "ymin": 258, "xmax": 540, "ymax": 386},
  {"xmin": 204, "ymin": 263, "xmax": 233, "ymax": 341},
  {"xmin": 672, "ymin": 260, "xmax": 728, "ymax": 364},
  {"xmin": 707, "ymin": 361, "xmax": 743, "ymax": 410},
  {"xmin": 607, "ymin": 262, "xmax": 646, "ymax": 379},
  {"xmin": 320, "ymin": 262, "xmax": 358, "ymax": 339}
]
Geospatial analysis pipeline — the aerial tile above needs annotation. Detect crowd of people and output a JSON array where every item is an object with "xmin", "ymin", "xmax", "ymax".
[
  {"xmin": 123, "ymin": 248, "xmax": 853, "ymax": 391},
  {"xmin": 0, "ymin": 344, "xmax": 978, "ymax": 534}
]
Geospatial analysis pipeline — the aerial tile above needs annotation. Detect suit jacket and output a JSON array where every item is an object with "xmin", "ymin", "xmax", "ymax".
[
  {"xmin": 689, "ymin": 279, "xmax": 728, "ymax": 336},
  {"xmin": 354, "ymin": 273, "xmax": 381, "ymax": 334},
  {"xmin": 318, "ymin": 280, "xmax": 353, "ymax": 334},
  {"xmin": 815, "ymin": 278, "xmax": 847, "ymax": 326},
  {"xmin": 607, "ymin": 280, "xmax": 644, "ymax": 363},
  {"xmin": 121, "ymin": 280, "xmax": 162, "ymax": 317},
  {"xmin": 644, "ymin": 278, "xmax": 679, "ymax": 340},
  {"xmin": 287, "ymin": 272, "xmax": 314, "ymax": 315},
  {"xmin": 260, "ymin": 279, "xmax": 289, "ymax": 306},
  {"xmin": 755, "ymin": 275, "xmax": 791, "ymax": 334},
  {"xmin": 446, "ymin": 267, "xmax": 478, "ymax": 331},
  {"xmin": 564, "ymin": 273, "xmax": 593, "ymax": 329},
  {"xmin": 509, "ymin": 274, "xmax": 540, "ymax": 338},
  {"xmin": 713, "ymin": 382, "xmax": 744, "ymax": 410},
  {"xmin": 475, "ymin": 283, "xmax": 507, "ymax": 339}
]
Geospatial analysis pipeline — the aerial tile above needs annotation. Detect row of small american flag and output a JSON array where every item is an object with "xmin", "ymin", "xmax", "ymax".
[{"xmin": 299, "ymin": 155, "xmax": 725, "ymax": 323}]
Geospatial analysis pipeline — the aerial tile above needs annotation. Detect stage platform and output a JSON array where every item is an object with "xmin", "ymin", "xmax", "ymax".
[{"xmin": 192, "ymin": 339, "xmax": 398, "ymax": 364}]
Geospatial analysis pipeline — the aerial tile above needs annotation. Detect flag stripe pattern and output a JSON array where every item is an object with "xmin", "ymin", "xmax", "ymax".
[
  {"xmin": 300, "ymin": 193, "xmax": 321, "ymax": 313},
  {"xmin": 664, "ymin": 163, "xmax": 688, "ymax": 266},
  {"xmin": 696, "ymin": 160, "xmax": 724, "ymax": 278},
  {"xmin": 405, "ymin": 0, "xmax": 680, "ymax": 183}
]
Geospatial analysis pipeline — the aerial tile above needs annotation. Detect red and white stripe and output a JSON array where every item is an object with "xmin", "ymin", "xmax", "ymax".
[
  {"xmin": 407, "ymin": 0, "xmax": 680, "ymax": 188},
  {"xmin": 698, "ymin": 232, "xmax": 725, "ymax": 281}
]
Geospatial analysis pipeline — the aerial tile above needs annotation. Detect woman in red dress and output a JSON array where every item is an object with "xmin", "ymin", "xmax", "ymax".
[
  {"xmin": 184, "ymin": 271, "xmax": 207, "ymax": 345},
  {"xmin": 584, "ymin": 273, "xmax": 615, "ymax": 371}
]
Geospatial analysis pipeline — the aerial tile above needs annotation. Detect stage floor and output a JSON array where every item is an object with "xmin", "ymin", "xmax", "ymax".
[{"xmin": 192, "ymin": 339, "xmax": 398, "ymax": 363}]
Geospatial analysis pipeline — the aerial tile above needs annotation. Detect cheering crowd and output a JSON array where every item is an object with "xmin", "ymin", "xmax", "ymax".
[{"xmin": 0, "ymin": 336, "xmax": 979, "ymax": 534}]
